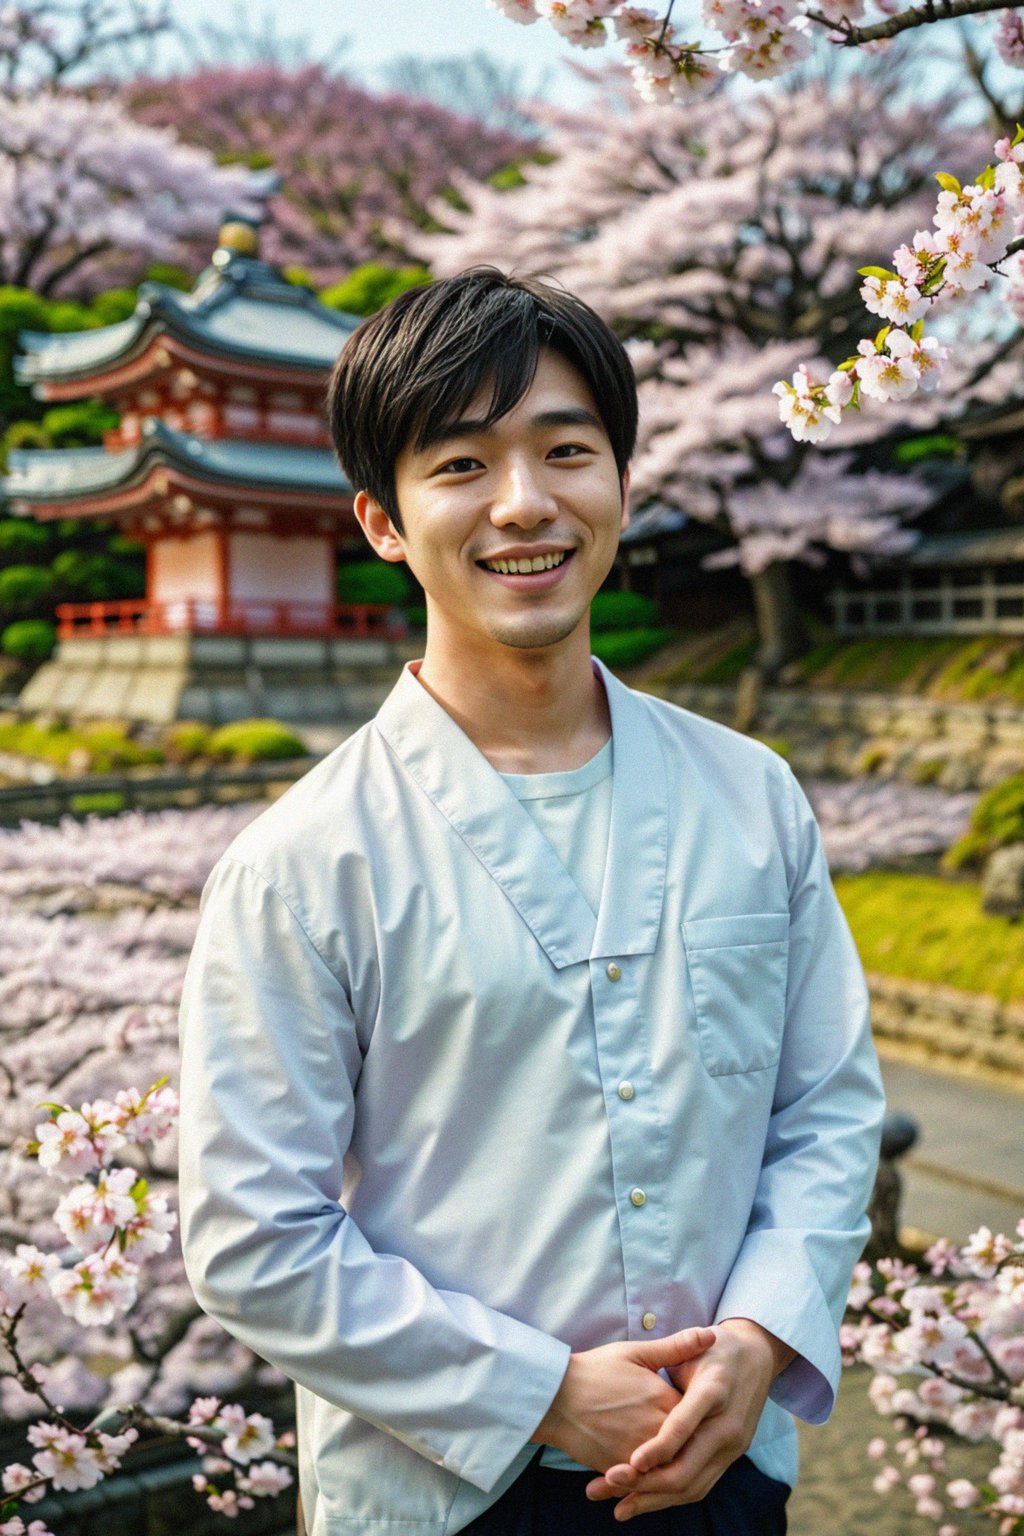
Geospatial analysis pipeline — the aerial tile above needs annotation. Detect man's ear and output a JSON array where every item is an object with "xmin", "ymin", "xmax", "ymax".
[
  {"xmin": 619, "ymin": 465, "xmax": 631, "ymax": 534},
  {"xmin": 353, "ymin": 490, "xmax": 406, "ymax": 565}
]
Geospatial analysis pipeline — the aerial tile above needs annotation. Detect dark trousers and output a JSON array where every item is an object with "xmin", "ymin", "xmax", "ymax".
[{"xmin": 461, "ymin": 1451, "xmax": 789, "ymax": 1535}]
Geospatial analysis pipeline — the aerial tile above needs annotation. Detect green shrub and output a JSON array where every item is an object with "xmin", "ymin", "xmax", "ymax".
[
  {"xmin": 320, "ymin": 264, "xmax": 432, "ymax": 318},
  {"xmin": 207, "ymin": 719, "xmax": 308, "ymax": 763},
  {"xmin": 0, "ymin": 564, "xmax": 53, "ymax": 610},
  {"xmin": 42, "ymin": 401, "xmax": 119, "ymax": 448},
  {"xmin": 3, "ymin": 421, "xmax": 50, "ymax": 453},
  {"xmin": 590, "ymin": 591, "xmax": 661, "ymax": 632},
  {"xmin": 86, "ymin": 290, "xmax": 138, "ymax": 324},
  {"xmin": 337, "ymin": 560, "xmax": 410, "ymax": 605},
  {"xmin": 161, "ymin": 721, "xmax": 212, "ymax": 763},
  {"xmin": 590, "ymin": 627, "xmax": 673, "ymax": 669},
  {"xmin": 405, "ymin": 604, "xmax": 427, "ymax": 631},
  {"xmin": 0, "ymin": 520, "xmax": 50, "ymax": 562},
  {"xmin": 78, "ymin": 724, "xmax": 162, "ymax": 772},
  {"xmin": 2, "ymin": 619, "xmax": 55, "ymax": 660},
  {"xmin": 70, "ymin": 791, "xmax": 127, "ymax": 815},
  {"xmin": 944, "ymin": 772, "xmax": 1024, "ymax": 872},
  {"xmin": 51, "ymin": 550, "xmax": 141, "ymax": 600}
]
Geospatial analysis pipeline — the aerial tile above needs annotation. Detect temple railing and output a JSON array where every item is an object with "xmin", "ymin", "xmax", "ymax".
[{"xmin": 55, "ymin": 598, "xmax": 406, "ymax": 641}]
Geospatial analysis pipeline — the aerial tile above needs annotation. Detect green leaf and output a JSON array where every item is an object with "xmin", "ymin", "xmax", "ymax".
[
  {"xmin": 934, "ymin": 172, "xmax": 961, "ymax": 195},
  {"xmin": 858, "ymin": 265, "xmax": 897, "ymax": 281},
  {"xmin": 910, "ymin": 318, "xmax": 925, "ymax": 342},
  {"xmin": 874, "ymin": 325, "xmax": 892, "ymax": 350},
  {"xmin": 1012, "ymin": 123, "xmax": 1024, "ymax": 148},
  {"xmin": 131, "ymin": 1177, "xmax": 149, "ymax": 1201},
  {"xmin": 850, "ymin": 378, "xmax": 862, "ymax": 410},
  {"xmin": 837, "ymin": 357, "xmax": 858, "ymax": 372},
  {"xmin": 977, "ymin": 164, "xmax": 997, "ymax": 191},
  {"xmin": 36, "ymin": 1100, "xmax": 68, "ymax": 1116}
]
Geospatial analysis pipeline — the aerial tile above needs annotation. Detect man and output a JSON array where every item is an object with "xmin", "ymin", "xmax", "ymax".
[{"xmin": 178, "ymin": 268, "xmax": 885, "ymax": 1535}]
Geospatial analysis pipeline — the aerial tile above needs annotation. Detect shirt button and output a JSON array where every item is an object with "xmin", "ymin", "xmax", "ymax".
[
  {"xmin": 607, "ymin": 962, "xmax": 622, "ymax": 981},
  {"xmin": 630, "ymin": 1187, "xmax": 647, "ymax": 1207},
  {"xmin": 642, "ymin": 1312, "xmax": 657, "ymax": 1331},
  {"xmin": 617, "ymin": 1081, "xmax": 635, "ymax": 1101}
]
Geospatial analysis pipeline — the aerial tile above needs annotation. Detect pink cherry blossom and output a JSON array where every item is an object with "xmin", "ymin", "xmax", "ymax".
[
  {"xmin": 236, "ymin": 1461, "xmax": 295, "ymax": 1497},
  {"xmin": 26, "ymin": 1425, "xmax": 103, "ymax": 1493},
  {"xmin": 855, "ymin": 331, "xmax": 921, "ymax": 403},
  {"xmin": 995, "ymin": 7, "xmax": 1024, "ymax": 67},
  {"xmin": 1, "ymin": 1246, "xmax": 60, "ymax": 1308},
  {"xmin": 34, "ymin": 1111, "xmax": 100, "ymax": 1180},
  {"xmin": 49, "ymin": 1250, "xmax": 139, "ymax": 1327},
  {"xmin": 218, "ymin": 1406, "xmax": 276, "ymax": 1466}
]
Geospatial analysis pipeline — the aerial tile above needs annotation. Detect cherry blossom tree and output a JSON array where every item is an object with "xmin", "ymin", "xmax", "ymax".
[
  {"xmin": 123, "ymin": 64, "xmax": 533, "ymax": 285},
  {"xmin": 0, "ymin": 2, "xmax": 168, "ymax": 90},
  {"xmin": 416, "ymin": 68, "xmax": 1009, "ymax": 672},
  {"xmin": 0, "ymin": 92, "xmax": 256, "ymax": 295},
  {"xmin": 485, "ymin": 0, "xmax": 1024, "ymax": 106}
]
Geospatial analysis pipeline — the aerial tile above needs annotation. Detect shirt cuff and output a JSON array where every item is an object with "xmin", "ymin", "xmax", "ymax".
[{"xmin": 712, "ymin": 1229, "xmax": 844, "ymax": 1424}]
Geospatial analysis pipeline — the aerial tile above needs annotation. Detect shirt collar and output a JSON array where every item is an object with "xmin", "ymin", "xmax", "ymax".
[{"xmin": 373, "ymin": 655, "xmax": 667, "ymax": 969}]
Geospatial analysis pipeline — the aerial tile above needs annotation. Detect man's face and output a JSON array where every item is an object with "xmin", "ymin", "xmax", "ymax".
[{"xmin": 363, "ymin": 348, "xmax": 629, "ymax": 656}]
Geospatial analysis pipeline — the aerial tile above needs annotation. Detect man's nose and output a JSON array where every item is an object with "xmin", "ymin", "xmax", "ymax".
[{"xmin": 490, "ymin": 461, "xmax": 558, "ymax": 527}]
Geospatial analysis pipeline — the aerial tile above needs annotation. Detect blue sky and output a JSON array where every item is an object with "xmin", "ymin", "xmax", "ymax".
[{"xmin": 153, "ymin": 1, "xmax": 591, "ymax": 100}]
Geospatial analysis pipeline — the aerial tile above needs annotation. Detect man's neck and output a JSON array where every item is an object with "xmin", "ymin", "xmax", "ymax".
[{"xmin": 413, "ymin": 626, "xmax": 611, "ymax": 775}]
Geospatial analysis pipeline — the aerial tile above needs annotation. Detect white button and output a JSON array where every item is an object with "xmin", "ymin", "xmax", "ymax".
[
  {"xmin": 642, "ymin": 1312, "xmax": 657, "ymax": 1331},
  {"xmin": 618, "ymin": 1081, "xmax": 635, "ymax": 1101},
  {"xmin": 630, "ymin": 1187, "xmax": 647, "ymax": 1207},
  {"xmin": 607, "ymin": 962, "xmax": 621, "ymax": 982}
]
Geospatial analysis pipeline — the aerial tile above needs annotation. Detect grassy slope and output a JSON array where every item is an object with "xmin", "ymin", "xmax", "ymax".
[
  {"xmin": 835, "ymin": 872, "xmax": 1024, "ymax": 1004},
  {"xmin": 645, "ymin": 623, "xmax": 1024, "ymax": 706}
]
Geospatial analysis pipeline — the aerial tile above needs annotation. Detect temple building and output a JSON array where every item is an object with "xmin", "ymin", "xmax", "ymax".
[{"xmin": 5, "ymin": 222, "xmax": 405, "ymax": 725}]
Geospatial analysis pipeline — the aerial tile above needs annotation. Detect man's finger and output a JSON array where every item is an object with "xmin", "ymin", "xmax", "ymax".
[
  {"xmin": 627, "ymin": 1325, "xmax": 716, "ymax": 1373},
  {"xmin": 629, "ymin": 1377, "xmax": 720, "ymax": 1471}
]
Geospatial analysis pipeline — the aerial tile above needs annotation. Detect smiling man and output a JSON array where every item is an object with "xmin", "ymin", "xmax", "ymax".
[{"xmin": 177, "ymin": 269, "xmax": 885, "ymax": 1536}]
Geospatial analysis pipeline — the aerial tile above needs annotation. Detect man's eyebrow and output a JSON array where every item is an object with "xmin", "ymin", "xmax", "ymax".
[{"xmin": 418, "ymin": 406, "xmax": 604, "ymax": 453}]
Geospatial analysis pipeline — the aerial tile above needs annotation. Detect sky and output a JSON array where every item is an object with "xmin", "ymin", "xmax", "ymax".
[{"xmin": 145, "ymin": 0, "xmax": 594, "ymax": 103}]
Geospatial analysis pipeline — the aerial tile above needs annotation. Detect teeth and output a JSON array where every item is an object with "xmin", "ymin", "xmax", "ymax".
[{"xmin": 483, "ymin": 551, "xmax": 568, "ymax": 574}]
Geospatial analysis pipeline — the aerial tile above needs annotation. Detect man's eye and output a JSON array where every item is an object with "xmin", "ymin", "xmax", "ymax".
[
  {"xmin": 549, "ymin": 443, "xmax": 591, "ymax": 459},
  {"xmin": 439, "ymin": 457, "xmax": 481, "ymax": 474}
]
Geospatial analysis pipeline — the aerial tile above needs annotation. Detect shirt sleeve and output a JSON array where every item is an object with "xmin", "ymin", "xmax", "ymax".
[
  {"xmin": 712, "ymin": 762, "xmax": 886, "ymax": 1424},
  {"xmin": 177, "ymin": 855, "xmax": 570, "ymax": 1493}
]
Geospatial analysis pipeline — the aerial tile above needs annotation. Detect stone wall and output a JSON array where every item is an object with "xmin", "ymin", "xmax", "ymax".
[
  {"xmin": 648, "ymin": 682, "xmax": 1024, "ymax": 791},
  {"xmin": 868, "ymin": 971, "xmax": 1024, "ymax": 1084}
]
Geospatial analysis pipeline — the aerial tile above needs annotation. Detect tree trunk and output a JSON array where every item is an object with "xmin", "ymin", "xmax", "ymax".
[{"xmin": 749, "ymin": 561, "xmax": 807, "ymax": 681}]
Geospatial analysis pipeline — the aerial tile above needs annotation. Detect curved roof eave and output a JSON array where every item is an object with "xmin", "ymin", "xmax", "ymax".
[{"xmin": 4, "ymin": 421, "xmax": 352, "ymax": 504}]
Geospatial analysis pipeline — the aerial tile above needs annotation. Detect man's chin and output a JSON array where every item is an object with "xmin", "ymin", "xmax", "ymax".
[{"xmin": 485, "ymin": 615, "xmax": 586, "ymax": 652}]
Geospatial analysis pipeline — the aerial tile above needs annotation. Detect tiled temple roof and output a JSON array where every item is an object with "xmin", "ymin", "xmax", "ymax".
[{"xmin": 17, "ymin": 249, "xmax": 360, "ymax": 385}]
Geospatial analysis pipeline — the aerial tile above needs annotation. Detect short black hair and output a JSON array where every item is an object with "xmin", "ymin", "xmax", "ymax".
[{"xmin": 326, "ymin": 267, "xmax": 637, "ymax": 535}]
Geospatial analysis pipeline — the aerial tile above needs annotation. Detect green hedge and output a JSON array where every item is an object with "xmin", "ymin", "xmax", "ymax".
[
  {"xmin": 0, "ymin": 520, "xmax": 50, "ymax": 563},
  {"xmin": 337, "ymin": 560, "xmax": 410, "ymax": 606},
  {"xmin": 207, "ymin": 719, "xmax": 308, "ymax": 763},
  {"xmin": 590, "ymin": 591, "xmax": 661, "ymax": 632},
  {"xmin": 0, "ymin": 564, "xmax": 53, "ymax": 610},
  {"xmin": 590, "ymin": 627, "xmax": 673, "ymax": 669},
  {"xmin": 320, "ymin": 263, "xmax": 432, "ymax": 318},
  {"xmin": 944, "ymin": 773, "xmax": 1024, "ymax": 871},
  {"xmin": 1, "ymin": 619, "xmax": 55, "ymax": 660}
]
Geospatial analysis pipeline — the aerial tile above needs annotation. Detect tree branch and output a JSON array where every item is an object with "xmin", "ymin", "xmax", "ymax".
[{"xmin": 805, "ymin": 0, "xmax": 1012, "ymax": 46}]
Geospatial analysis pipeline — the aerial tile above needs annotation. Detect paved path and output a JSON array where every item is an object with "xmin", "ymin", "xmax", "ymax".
[{"xmin": 879, "ymin": 1052, "xmax": 1024, "ymax": 1243}]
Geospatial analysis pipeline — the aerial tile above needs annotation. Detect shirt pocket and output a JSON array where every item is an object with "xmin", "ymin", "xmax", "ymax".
[{"xmin": 681, "ymin": 912, "xmax": 789, "ymax": 1077}]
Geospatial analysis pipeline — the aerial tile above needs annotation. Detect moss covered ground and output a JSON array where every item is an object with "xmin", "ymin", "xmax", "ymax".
[{"xmin": 835, "ymin": 872, "xmax": 1024, "ymax": 1003}]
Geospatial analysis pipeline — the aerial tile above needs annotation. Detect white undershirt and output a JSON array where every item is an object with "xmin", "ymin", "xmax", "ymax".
[{"xmin": 499, "ymin": 736, "xmax": 614, "ymax": 1472}]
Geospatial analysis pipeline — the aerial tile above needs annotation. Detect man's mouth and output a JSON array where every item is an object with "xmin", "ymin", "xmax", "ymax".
[{"xmin": 477, "ymin": 550, "xmax": 572, "ymax": 575}]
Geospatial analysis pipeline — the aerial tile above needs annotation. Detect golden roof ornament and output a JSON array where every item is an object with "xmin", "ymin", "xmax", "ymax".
[{"xmin": 215, "ymin": 219, "xmax": 259, "ymax": 257}]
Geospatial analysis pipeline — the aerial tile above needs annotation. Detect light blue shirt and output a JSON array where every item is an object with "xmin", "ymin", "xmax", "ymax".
[
  {"xmin": 500, "ymin": 737, "xmax": 614, "ymax": 1474},
  {"xmin": 177, "ymin": 657, "xmax": 885, "ymax": 1536}
]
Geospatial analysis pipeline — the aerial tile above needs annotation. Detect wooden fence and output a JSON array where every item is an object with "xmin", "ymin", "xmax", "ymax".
[{"xmin": 0, "ymin": 758, "xmax": 315, "ymax": 826}]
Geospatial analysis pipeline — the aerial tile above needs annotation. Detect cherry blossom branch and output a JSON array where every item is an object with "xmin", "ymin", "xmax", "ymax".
[{"xmin": 805, "ymin": 0, "xmax": 1016, "ymax": 46}]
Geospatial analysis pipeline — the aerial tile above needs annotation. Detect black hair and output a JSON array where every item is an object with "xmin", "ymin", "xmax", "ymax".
[{"xmin": 326, "ymin": 266, "xmax": 637, "ymax": 535}]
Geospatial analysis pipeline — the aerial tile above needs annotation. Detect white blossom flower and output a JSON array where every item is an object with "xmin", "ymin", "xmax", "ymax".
[
  {"xmin": 1, "ymin": 1244, "xmax": 60, "ymax": 1306},
  {"xmin": 49, "ymin": 1250, "xmax": 139, "ymax": 1327},
  {"xmin": 855, "ymin": 331, "xmax": 920, "ymax": 403},
  {"xmin": 218, "ymin": 1405, "xmax": 276, "ymax": 1465},
  {"xmin": 27, "ymin": 1425, "xmax": 104, "ymax": 1492},
  {"xmin": 236, "ymin": 1460, "xmax": 294, "ymax": 1497},
  {"xmin": 34, "ymin": 1111, "xmax": 100, "ymax": 1179},
  {"xmin": 964, "ymin": 1226, "xmax": 1016, "ymax": 1279},
  {"xmin": 860, "ymin": 274, "xmax": 930, "ymax": 325},
  {"xmin": 487, "ymin": 0, "xmax": 539, "ymax": 20},
  {"xmin": 54, "ymin": 1166, "xmax": 138, "ymax": 1252}
]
